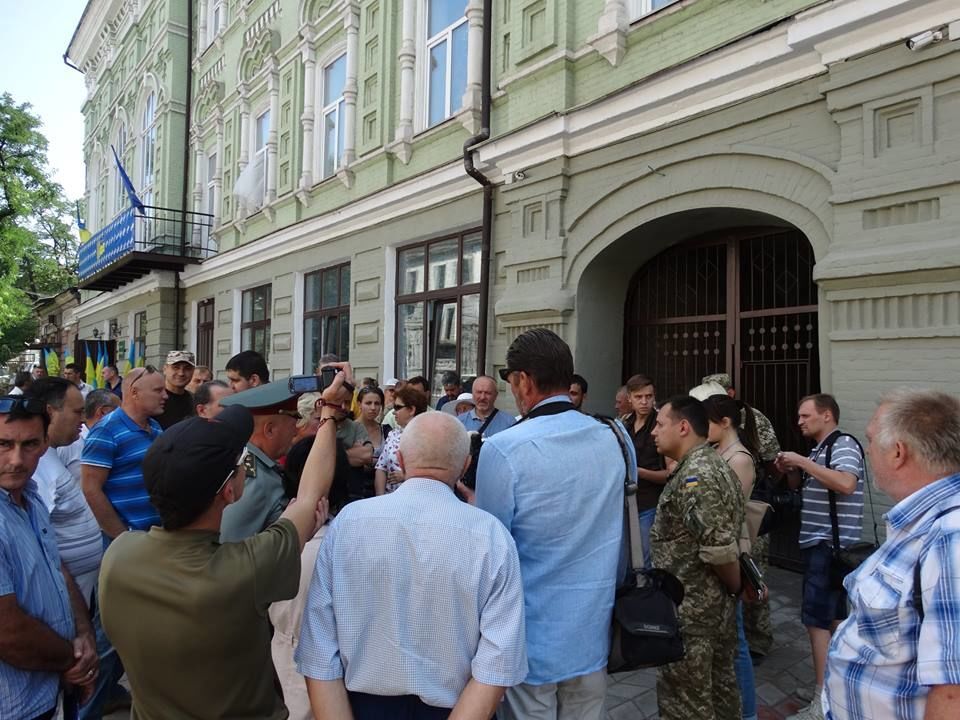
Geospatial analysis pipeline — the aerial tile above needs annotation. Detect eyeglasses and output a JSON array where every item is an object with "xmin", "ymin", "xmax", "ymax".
[
  {"xmin": 0, "ymin": 396, "xmax": 46, "ymax": 414},
  {"xmin": 277, "ymin": 410, "xmax": 302, "ymax": 419},
  {"xmin": 129, "ymin": 365, "xmax": 159, "ymax": 388},
  {"xmin": 216, "ymin": 447, "xmax": 249, "ymax": 496},
  {"xmin": 393, "ymin": 403, "xmax": 408, "ymax": 411},
  {"xmin": 497, "ymin": 367, "xmax": 518, "ymax": 382}
]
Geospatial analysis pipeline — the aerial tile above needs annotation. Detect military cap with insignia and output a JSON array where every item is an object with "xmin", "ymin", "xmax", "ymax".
[
  {"xmin": 218, "ymin": 380, "xmax": 302, "ymax": 417},
  {"xmin": 701, "ymin": 373, "xmax": 733, "ymax": 390}
]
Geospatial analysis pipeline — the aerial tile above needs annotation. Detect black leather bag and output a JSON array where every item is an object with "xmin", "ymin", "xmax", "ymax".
[
  {"xmin": 823, "ymin": 430, "xmax": 878, "ymax": 591},
  {"xmin": 600, "ymin": 417, "xmax": 685, "ymax": 672}
]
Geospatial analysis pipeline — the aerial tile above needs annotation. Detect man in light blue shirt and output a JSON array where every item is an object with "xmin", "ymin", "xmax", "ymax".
[
  {"xmin": 475, "ymin": 329, "xmax": 629, "ymax": 720},
  {"xmin": 458, "ymin": 375, "xmax": 515, "ymax": 438},
  {"xmin": 298, "ymin": 411, "xmax": 527, "ymax": 719}
]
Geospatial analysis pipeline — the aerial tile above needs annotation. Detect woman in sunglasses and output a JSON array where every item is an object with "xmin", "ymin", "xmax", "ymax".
[{"xmin": 374, "ymin": 385, "xmax": 428, "ymax": 495}]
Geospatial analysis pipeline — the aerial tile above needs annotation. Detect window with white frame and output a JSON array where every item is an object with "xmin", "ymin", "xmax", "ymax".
[
  {"xmin": 424, "ymin": 0, "xmax": 468, "ymax": 128},
  {"xmin": 254, "ymin": 109, "xmax": 270, "ymax": 202},
  {"xmin": 205, "ymin": 152, "xmax": 217, "ymax": 217},
  {"xmin": 112, "ymin": 124, "xmax": 127, "ymax": 216},
  {"xmin": 320, "ymin": 54, "xmax": 347, "ymax": 179},
  {"xmin": 628, "ymin": 0, "xmax": 679, "ymax": 20},
  {"xmin": 141, "ymin": 93, "xmax": 157, "ymax": 207},
  {"xmin": 207, "ymin": 0, "xmax": 225, "ymax": 43}
]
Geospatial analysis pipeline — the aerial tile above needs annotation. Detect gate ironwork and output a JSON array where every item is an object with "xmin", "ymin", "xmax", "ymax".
[{"xmin": 624, "ymin": 227, "xmax": 819, "ymax": 569}]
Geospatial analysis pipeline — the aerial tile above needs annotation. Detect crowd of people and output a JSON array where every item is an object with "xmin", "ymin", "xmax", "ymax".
[{"xmin": 2, "ymin": 330, "xmax": 959, "ymax": 720}]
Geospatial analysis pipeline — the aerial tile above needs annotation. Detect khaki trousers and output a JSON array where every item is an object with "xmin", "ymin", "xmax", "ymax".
[{"xmin": 499, "ymin": 669, "xmax": 606, "ymax": 720}]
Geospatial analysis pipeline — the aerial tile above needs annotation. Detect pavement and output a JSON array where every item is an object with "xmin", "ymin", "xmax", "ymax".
[{"xmin": 106, "ymin": 565, "xmax": 813, "ymax": 720}]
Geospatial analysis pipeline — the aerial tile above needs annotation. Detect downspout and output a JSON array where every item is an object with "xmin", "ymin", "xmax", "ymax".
[
  {"xmin": 177, "ymin": 0, "xmax": 196, "ymax": 352},
  {"xmin": 462, "ymin": 0, "xmax": 492, "ymax": 373}
]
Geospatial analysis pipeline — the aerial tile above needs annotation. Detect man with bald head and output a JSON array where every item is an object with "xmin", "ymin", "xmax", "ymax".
[
  {"xmin": 297, "ymin": 412, "xmax": 527, "ymax": 720},
  {"xmin": 458, "ymin": 375, "xmax": 515, "ymax": 438}
]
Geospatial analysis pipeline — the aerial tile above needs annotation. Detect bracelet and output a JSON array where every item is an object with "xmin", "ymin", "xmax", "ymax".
[{"xmin": 316, "ymin": 417, "xmax": 334, "ymax": 430}]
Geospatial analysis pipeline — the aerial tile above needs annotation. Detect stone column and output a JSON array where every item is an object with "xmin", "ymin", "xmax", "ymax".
[
  {"xmin": 300, "ymin": 43, "xmax": 317, "ymax": 192},
  {"xmin": 237, "ymin": 86, "xmax": 250, "ymax": 219},
  {"xmin": 267, "ymin": 67, "xmax": 280, "ymax": 204},
  {"xmin": 461, "ymin": 0, "xmax": 483, "ymax": 131},
  {"xmin": 213, "ymin": 115, "xmax": 223, "ymax": 225},
  {"xmin": 390, "ymin": 0, "xmax": 416, "ymax": 163}
]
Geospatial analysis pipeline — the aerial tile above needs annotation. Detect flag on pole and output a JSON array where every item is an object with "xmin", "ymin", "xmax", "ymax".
[
  {"xmin": 85, "ymin": 343, "xmax": 98, "ymax": 390},
  {"xmin": 125, "ymin": 340, "xmax": 136, "ymax": 374},
  {"xmin": 44, "ymin": 348, "xmax": 60, "ymax": 377},
  {"xmin": 95, "ymin": 343, "xmax": 107, "ymax": 389},
  {"xmin": 76, "ymin": 201, "xmax": 91, "ymax": 244},
  {"xmin": 110, "ymin": 144, "xmax": 145, "ymax": 215},
  {"xmin": 63, "ymin": 346, "xmax": 75, "ymax": 370}
]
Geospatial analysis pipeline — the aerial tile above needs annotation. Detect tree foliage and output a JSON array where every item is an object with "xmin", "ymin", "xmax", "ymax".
[{"xmin": 0, "ymin": 92, "xmax": 79, "ymax": 362}]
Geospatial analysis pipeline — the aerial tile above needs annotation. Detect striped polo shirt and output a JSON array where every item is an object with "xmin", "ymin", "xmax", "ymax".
[
  {"xmin": 81, "ymin": 408, "xmax": 163, "ymax": 531},
  {"xmin": 799, "ymin": 430, "xmax": 865, "ymax": 550}
]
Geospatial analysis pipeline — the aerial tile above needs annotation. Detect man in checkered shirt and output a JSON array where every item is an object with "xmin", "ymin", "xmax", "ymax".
[{"xmin": 824, "ymin": 389, "xmax": 960, "ymax": 719}]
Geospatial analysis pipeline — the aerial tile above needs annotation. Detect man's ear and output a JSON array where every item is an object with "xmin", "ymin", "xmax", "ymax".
[{"xmin": 396, "ymin": 449, "xmax": 406, "ymax": 473}]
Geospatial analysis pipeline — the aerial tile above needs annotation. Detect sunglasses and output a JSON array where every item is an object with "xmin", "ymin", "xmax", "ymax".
[
  {"xmin": 497, "ymin": 367, "xmax": 518, "ymax": 381},
  {"xmin": 0, "ymin": 396, "xmax": 46, "ymax": 414},
  {"xmin": 393, "ymin": 403, "xmax": 408, "ymax": 411},
  {"xmin": 216, "ymin": 447, "xmax": 250, "ymax": 496},
  {"xmin": 129, "ymin": 365, "xmax": 159, "ymax": 388}
]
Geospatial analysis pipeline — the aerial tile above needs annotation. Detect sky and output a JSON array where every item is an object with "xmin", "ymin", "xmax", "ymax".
[{"xmin": 0, "ymin": 0, "xmax": 89, "ymax": 201}]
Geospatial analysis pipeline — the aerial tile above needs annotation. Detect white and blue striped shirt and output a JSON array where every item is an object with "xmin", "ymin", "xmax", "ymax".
[
  {"xmin": 296, "ymin": 478, "xmax": 528, "ymax": 708},
  {"xmin": 824, "ymin": 472, "xmax": 960, "ymax": 720},
  {"xmin": 799, "ymin": 431, "xmax": 865, "ymax": 549}
]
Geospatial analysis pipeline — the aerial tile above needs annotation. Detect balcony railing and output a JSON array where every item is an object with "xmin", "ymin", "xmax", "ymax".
[{"xmin": 78, "ymin": 206, "xmax": 217, "ymax": 291}]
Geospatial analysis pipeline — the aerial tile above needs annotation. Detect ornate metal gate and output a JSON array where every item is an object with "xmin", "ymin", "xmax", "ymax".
[{"xmin": 623, "ymin": 227, "xmax": 819, "ymax": 568}]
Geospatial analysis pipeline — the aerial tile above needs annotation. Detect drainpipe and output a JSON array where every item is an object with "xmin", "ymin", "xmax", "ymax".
[
  {"xmin": 462, "ymin": 0, "xmax": 492, "ymax": 373},
  {"xmin": 176, "ymin": 0, "xmax": 196, "ymax": 352}
]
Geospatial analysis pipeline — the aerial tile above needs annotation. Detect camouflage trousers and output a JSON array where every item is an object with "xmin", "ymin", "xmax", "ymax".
[
  {"xmin": 656, "ymin": 627, "xmax": 740, "ymax": 720},
  {"xmin": 743, "ymin": 534, "xmax": 774, "ymax": 656}
]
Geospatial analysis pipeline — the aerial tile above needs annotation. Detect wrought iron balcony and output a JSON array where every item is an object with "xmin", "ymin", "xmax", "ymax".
[{"xmin": 78, "ymin": 206, "xmax": 217, "ymax": 291}]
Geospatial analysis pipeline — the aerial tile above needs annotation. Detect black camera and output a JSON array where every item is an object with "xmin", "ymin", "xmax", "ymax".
[{"xmin": 287, "ymin": 366, "xmax": 352, "ymax": 395}]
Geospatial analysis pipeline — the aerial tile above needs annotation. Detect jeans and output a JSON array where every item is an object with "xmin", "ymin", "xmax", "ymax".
[
  {"xmin": 637, "ymin": 507, "xmax": 657, "ymax": 569},
  {"xmin": 78, "ymin": 583, "xmax": 126, "ymax": 720},
  {"xmin": 735, "ymin": 602, "xmax": 758, "ymax": 720}
]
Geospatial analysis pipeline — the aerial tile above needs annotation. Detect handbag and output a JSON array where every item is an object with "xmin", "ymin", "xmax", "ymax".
[
  {"xmin": 822, "ymin": 430, "xmax": 878, "ymax": 591},
  {"xmin": 599, "ymin": 417, "xmax": 685, "ymax": 672}
]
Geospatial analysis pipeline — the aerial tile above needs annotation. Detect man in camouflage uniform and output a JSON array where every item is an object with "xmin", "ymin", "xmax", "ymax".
[
  {"xmin": 703, "ymin": 372, "xmax": 780, "ymax": 657},
  {"xmin": 651, "ymin": 395, "xmax": 745, "ymax": 720}
]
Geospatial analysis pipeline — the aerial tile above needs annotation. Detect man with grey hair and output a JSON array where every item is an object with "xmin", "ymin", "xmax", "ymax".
[
  {"xmin": 824, "ymin": 389, "xmax": 960, "ymax": 720},
  {"xmin": 297, "ymin": 411, "xmax": 527, "ymax": 719}
]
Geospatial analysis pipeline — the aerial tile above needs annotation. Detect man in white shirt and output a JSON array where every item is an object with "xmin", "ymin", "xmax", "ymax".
[{"xmin": 64, "ymin": 363, "xmax": 94, "ymax": 399}]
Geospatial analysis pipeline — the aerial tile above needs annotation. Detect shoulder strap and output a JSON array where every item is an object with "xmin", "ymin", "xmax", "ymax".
[
  {"xmin": 596, "ymin": 416, "xmax": 644, "ymax": 575},
  {"xmin": 518, "ymin": 400, "xmax": 577, "ymax": 423},
  {"xmin": 477, "ymin": 408, "xmax": 498, "ymax": 436},
  {"xmin": 914, "ymin": 505, "xmax": 960, "ymax": 621},
  {"xmin": 824, "ymin": 431, "xmax": 874, "ymax": 551}
]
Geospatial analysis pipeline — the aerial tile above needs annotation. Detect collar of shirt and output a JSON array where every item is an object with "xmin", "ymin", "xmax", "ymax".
[
  {"xmin": 115, "ymin": 407, "xmax": 161, "ymax": 437},
  {"xmin": 530, "ymin": 394, "xmax": 572, "ymax": 411},
  {"xmin": 466, "ymin": 408, "xmax": 496, "ymax": 423},
  {"xmin": 0, "ymin": 478, "xmax": 39, "ymax": 507},
  {"xmin": 395, "ymin": 476, "xmax": 457, "ymax": 498},
  {"xmin": 247, "ymin": 441, "xmax": 279, "ymax": 470},
  {"xmin": 885, "ymin": 472, "xmax": 960, "ymax": 530}
]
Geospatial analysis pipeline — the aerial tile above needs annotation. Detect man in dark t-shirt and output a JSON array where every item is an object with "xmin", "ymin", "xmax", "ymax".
[
  {"xmin": 623, "ymin": 374, "xmax": 669, "ymax": 567},
  {"xmin": 156, "ymin": 351, "xmax": 196, "ymax": 430}
]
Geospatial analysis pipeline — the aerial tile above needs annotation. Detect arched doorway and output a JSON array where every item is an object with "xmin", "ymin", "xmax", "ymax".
[{"xmin": 624, "ymin": 226, "xmax": 819, "ymax": 565}]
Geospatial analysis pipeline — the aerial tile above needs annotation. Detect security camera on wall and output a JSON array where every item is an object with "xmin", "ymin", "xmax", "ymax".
[{"xmin": 905, "ymin": 29, "xmax": 944, "ymax": 51}]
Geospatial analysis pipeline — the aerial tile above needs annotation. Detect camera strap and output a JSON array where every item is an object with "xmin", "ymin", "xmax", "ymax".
[
  {"xmin": 476, "ymin": 408, "xmax": 499, "ymax": 438},
  {"xmin": 517, "ymin": 400, "xmax": 578, "ymax": 423},
  {"xmin": 822, "ymin": 430, "xmax": 878, "ymax": 552}
]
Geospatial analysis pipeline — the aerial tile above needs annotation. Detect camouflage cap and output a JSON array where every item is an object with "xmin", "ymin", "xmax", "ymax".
[{"xmin": 701, "ymin": 373, "xmax": 733, "ymax": 390}]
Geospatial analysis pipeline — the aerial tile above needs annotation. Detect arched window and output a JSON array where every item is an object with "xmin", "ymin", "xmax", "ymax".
[{"xmin": 141, "ymin": 92, "xmax": 157, "ymax": 207}]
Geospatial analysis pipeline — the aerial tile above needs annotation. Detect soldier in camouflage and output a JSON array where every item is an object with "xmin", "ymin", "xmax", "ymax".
[
  {"xmin": 702, "ymin": 372, "xmax": 780, "ymax": 657},
  {"xmin": 651, "ymin": 395, "xmax": 746, "ymax": 720}
]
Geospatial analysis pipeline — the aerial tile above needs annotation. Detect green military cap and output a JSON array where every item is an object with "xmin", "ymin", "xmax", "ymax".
[
  {"xmin": 701, "ymin": 373, "xmax": 733, "ymax": 390},
  {"xmin": 219, "ymin": 380, "xmax": 301, "ymax": 416}
]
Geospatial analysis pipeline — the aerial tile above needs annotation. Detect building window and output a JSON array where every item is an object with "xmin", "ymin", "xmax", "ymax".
[
  {"xmin": 197, "ymin": 299, "xmax": 215, "ymax": 368},
  {"xmin": 424, "ymin": 0, "xmax": 468, "ymax": 127},
  {"xmin": 627, "ymin": 0, "xmax": 678, "ymax": 20},
  {"xmin": 253, "ymin": 109, "xmax": 270, "ymax": 205},
  {"xmin": 205, "ymin": 152, "xmax": 217, "ymax": 218},
  {"xmin": 208, "ymin": 0, "xmax": 225, "ymax": 42},
  {"xmin": 320, "ymin": 54, "xmax": 347, "ymax": 179},
  {"xmin": 133, "ymin": 311, "xmax": 147, "ymax": 364},
  {"xmin": 241, "ymin": 284, "xmax": 271, "ymax": 361},
  {"xmin": 395, "ymin": 231, "xmax": 481, "ymax": 403},
  {"xmin": 304, "ymin": 263, "xmax": 350, "ymax": 371},
  {"xmin": 141, "ymin": 92, "xmax": 157, "ymax": 207}
]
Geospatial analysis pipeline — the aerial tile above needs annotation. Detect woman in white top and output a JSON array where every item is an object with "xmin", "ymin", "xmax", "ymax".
[{"xmin": 374, "ymin": 385, "xmax": 429, "ymax": 495}]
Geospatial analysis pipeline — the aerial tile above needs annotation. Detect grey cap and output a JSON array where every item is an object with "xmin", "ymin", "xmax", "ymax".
[
  {"xmin": 218, "ymin": 380, "xmax": 300, "ymax": 416},
  {"xmin": 701, "ymin": 373, "xmax": 733, "ymax": 390}
]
